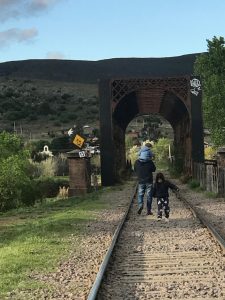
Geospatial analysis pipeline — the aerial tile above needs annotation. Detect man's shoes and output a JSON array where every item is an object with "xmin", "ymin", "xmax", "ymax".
[
  {"xmin": 157, "ymin": 216, "xmax": 162, "ymax": 221},
  {"xmin": 138, "ymin": 205, "xmax": 143, "ymax": 215},
  {"xmin": 147, "ymin": 211, "xmax": 153, "ymax": 215}
]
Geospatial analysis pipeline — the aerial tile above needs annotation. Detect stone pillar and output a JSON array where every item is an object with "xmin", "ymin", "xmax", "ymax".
[{"xmin": 67, "ymin": 150, "xmax": 91, "ymax": 196}]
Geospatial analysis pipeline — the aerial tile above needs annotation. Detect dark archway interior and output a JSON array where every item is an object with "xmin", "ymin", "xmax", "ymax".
[
  {"xmin": 113, "ymin": 92, "xmax": 139, "ymax": 130},
  {"xmin": 112, "ymin": 90, "xmax": 190, "ymax": 177},
  {"xmin": 113, "ymin": 90, "xmax": 189, "ymax": 132},
  {"xmin": 159, "ymin": 91, "xmax": 190, "ymax": 128}
]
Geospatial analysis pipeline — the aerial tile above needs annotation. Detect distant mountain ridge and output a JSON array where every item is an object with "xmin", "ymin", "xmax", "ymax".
[{"xmin": 0, "ymin": 53, "xmax": 200, "ymax": 83}]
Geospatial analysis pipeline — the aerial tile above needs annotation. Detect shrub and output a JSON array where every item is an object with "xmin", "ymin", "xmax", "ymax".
[
  {"xmin": 59, "ymin": 115, "xmax": 70, "ymax": 123},
  {"xmin": 53, "ymin": 121, "xmax": 61, "ymax": 127},
  {"xmin": 204, "ymin": 146, "xmax": 217, "ymax": 159},
  {"xmin": 35, "ymin": 177, "xmax": 69, "ymax": 198},
  {"xmin": 180, "ymin": 174, "xmax": 191, "ymax": 183},
  {"xmin": 152, "ymin": 138, "xmax": 171, "ymax": 164},
  {"xmin": 89, "ymin": 107, "xmax": 98, "ymax": 114},
  {"xmin": 204, "ymin": 191, "xmax": 217, "ymax": 198},
  {"xmin": 55, "ymin": 154, "xmax": 69, "ymax": 176},
  {"xmin": 49, "ymin": 115, "xmax": 56, "ymax": 120},
  {"xmin": 38, "ymin": 157, "xmax": 58, "ymax": 177},
  {"xmin": 61, "ymin": 93, "xmax": 72, "ymax": 100},
  {"xmin": 50, "ymin": 136, "xmax": 73, "ymax": 154},
  {"xmin": 38, "ymin": 102, "xmax": 52, "ymax": 115},
  {"xmin": 20, "ymin": 181, "xmax": 39, "ymax": 206},
  {"xmin": 27, "ymin": 113, "xmax": 38, "ymax": 121},
  {"xmin": 188, "ymin": 179, "xmax": 200, "ymax": 189},
  {"xmin": 35, "ymin": 177, "xmax": 58, "ymax": 198},
  {"xmin": 127, "ymin": 145, "xmax": 139, "ymax": 167},
  {"xmin": 0, "ymin": 155, "xmax": 34, "ymax": 210},
  {"xmin": 0, "ymin": 131, "xmax": 25, "ymax": 161},
  {"xmin": 30, "ymin": 155, "xmax": 69, "ymax": 177},
  {"xmin": 59, "ymin": 104, "xmax": 66, "ymax": 111},
  {"xmin": 91, "ymin": 155, "xmax": 101, "ymax": 174}
]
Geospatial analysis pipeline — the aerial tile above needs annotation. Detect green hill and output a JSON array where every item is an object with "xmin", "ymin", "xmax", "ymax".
[{"xmin": 0, "ymin": 54, "xmax": 199, "ymax": 140}]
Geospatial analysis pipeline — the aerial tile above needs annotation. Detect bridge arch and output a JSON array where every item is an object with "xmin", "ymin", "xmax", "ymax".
[{"xmin": 99, "ymin": 76, "xmax": 204, "ymax": 186}]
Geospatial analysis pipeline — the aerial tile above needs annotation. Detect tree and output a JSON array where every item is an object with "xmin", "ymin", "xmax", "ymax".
[
  {"xmin": 152, "ymin": 138, "xmax": 171, "ymax": 164},
  {"xmin": 50, "ymin": 136, "xmax": 73, "ymax": 154},
  {"xmin": 194, "ymin": 36, "xmax": 225, "ymax": 146},
  {"xmin": 125, "ymin": 135, "xmax": 135, "ymax": 150},
  {"xmin": 0, "ymin": 131, "xmax": 24, "ymax": 160},
  {"xmin": 0, "ymin": 132, "xmax": 35, "ymax": 210}
]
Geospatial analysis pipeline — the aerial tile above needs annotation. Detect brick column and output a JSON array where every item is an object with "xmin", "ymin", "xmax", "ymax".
[{"xmin": 67, "ymin": 150, "xmax": 91, "ymax": 196}]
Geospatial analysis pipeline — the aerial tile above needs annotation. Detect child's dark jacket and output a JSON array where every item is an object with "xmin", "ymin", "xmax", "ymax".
[{"xmin": 152, "ymin": 180, "xmax": 178, "ymax": 198}]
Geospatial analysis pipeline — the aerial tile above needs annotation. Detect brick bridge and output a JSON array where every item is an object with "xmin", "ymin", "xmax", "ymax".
[{"xmin": 99, "ymin": 60, "xmax": 204, "ymax": 186}]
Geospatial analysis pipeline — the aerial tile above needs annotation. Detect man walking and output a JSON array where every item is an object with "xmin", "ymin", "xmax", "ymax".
[{"xmin": 134, "ymin": 148, "xmax": 156, "ymax": 215}]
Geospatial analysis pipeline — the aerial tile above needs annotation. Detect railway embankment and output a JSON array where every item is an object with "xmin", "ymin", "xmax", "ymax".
[
  {"xmin": 3, "ymin": 178, "xmax": 225, "ymax": 299},
  {"xmin": 3, "ymin": 182, "xmax": 134, "ymax": 300},
  {"xmin": 175, "ymin": 179, "xmax": 225, "ymax": 243}
]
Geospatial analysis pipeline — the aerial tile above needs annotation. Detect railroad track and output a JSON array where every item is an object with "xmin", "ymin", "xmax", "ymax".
[{"xmin": 88, "ymin": 184, "xmax": 225, "ymax": 299}]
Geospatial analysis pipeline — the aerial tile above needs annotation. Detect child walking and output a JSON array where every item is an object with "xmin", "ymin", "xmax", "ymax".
[{"xmin": 152, "ymin": 172, "xmax": 179, "ymax": 221}]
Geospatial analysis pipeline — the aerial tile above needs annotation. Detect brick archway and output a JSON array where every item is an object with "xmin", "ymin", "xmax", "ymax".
[{"xmin": 99, "ymin": 76, "xmax": 204, "ymax": 186}]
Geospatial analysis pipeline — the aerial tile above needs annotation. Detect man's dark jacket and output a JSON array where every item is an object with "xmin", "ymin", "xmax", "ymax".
[{"xmin": 134, "ymin": 159, "xmax": 156, "ymax": 184}]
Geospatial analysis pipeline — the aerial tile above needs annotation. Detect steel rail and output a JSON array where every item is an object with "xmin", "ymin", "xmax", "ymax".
[
  {"xmin": 87, "ymin": 183, "xmax": 138, "ymax": 300},
  {"xmin": 177, "ymin": 192, "xmax": 225, "ymax": 254},
  {"xmin": 88, "ymin": 186, "xmax": 225, "ymax": 300}
]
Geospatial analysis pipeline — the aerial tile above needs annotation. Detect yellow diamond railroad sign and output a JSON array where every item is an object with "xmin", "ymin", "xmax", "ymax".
[{"xmin": 73, "ymin": 134, "xmax": 85, "ymax": 148}]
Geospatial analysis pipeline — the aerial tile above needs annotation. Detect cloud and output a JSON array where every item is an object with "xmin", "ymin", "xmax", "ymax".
[
  {"xmin": 28, "ymin": 0, "xmax": 59, "ymax": 13},
  {"xmin": 46, "ymin": 51, "xmax": 66, "ymax": 59},
  {"xmin": 0, "ymin": 28, "xmax": 38, "ymax": 48},
  {"xmin": 0, "ymin": 0, "xmax": 62, "ymax": 22},
  {"xmin": 0, "ymin": 0, "xmax": 23, "ymax": 21}
]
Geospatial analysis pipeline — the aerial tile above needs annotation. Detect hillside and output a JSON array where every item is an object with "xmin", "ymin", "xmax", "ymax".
[
  {"xmin": 0, "ymin": 54, "xmax": 199, "ymax": 83},
  {"xmin": 0, "ymin": 78, "xmax": 98, "ymax": 140},
  {"xmin": 0, "ymin": 54, "xmax": 199, "ymax": 140}
]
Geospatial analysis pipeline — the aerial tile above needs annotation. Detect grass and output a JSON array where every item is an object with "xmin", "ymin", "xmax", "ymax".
[
  {"xmin": 186, "ymin": 179, "xmax": 218, "ymax": 198},
  {"xmin": 0, "ymin": 189, "xmax": 109, "ymax": 297},
  {"xmin": 204, "ymin": 191, "xmax": 218, "ymax": 198},
  {"xmin": 155, "ymin": 161, "xmax": 169, "ymax": 172},
  {"xmin": 188, "ymin": 179, "xmax": 200, "ymax": 189}
]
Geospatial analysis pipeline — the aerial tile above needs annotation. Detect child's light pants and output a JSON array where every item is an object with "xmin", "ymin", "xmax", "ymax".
[{"xmin": 157, "ymin": 197, "xmax": 170, "ymax": 218}]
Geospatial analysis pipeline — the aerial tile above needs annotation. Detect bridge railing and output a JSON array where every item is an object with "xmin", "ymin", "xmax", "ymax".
[{"xmin": 193, "ymin": 160, "xmax": 224, "ymax": 195}]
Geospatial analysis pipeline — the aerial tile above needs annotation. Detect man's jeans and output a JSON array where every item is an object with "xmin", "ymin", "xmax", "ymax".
[{"xmin": 138, "ymin": 182, "xmax": 153, "ymax": 212}]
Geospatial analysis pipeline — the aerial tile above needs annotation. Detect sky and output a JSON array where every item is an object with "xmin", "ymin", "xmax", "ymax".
[{"xmin": 0, "ymin": 0, "xmax": 225, "ymax": 63}]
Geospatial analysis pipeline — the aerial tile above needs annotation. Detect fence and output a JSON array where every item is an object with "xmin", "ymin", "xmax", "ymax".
[{"xmin": 193, "ymin": 160, "xmax": 225, "ymax": 196}]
